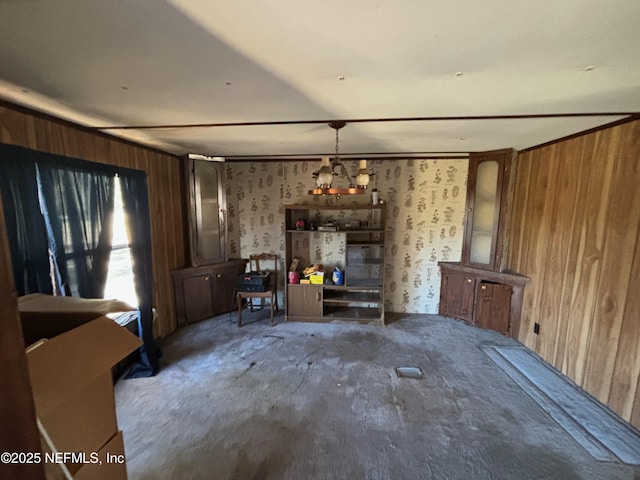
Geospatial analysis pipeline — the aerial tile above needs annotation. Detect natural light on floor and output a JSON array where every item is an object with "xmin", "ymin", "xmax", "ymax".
[{"xmin": 104, "ymin": 175, "xmax": 138, "ymax": 307}]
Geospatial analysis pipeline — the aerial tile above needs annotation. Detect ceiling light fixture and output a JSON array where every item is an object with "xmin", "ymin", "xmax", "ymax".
[{"xmin": 309, "ymin": 121, "xmax": 374, "ymax": 197}]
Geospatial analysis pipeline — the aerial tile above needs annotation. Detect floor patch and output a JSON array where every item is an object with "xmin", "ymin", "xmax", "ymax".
[{"xmin": 395, "ymin": 366, "xmax": 424, "ymax": 379}]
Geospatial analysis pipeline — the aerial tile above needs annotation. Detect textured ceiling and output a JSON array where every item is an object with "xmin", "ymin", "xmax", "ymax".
[{"xmin": 0, "ymin": 0, "xmax": 638, "ymax": 159}]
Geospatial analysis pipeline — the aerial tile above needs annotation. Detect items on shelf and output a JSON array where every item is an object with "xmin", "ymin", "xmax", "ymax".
[
  {"xmin": 345, "ymin": 220, "xmax": 361, "ymax": 229},
  {"xmin": 289, "ymin": 257, "xmax": 300, "ymax": 272},
  {"xmin": 317, "ymin": 220, "xmax": 338, "ymax": 231},
  {"xmin": 303, "ymin": 263, "xmax": 324, "ymax": 276},
  {"xmin": 309, "ymin": 272, "xmax": 325, "ymax": 284},
  {"xmin": 288, "ymin": 271, "xmax": 300, "ymax": 284},
  {"xmin": 332, "ymin": 267, "xmax": 344, "ymax": 285},
  {"xmin": 303, "ymin": 263, "xmax": 325, "ymax": 284}
]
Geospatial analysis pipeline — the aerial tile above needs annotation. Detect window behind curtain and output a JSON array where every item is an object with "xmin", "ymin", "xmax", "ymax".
[
  {"xmin": 104, "ymin": 175, "xmax": 137, "ymax": 307},
  {"xmin": 36, "ymin": 162, "xmax": 115, "ymax": 299}
]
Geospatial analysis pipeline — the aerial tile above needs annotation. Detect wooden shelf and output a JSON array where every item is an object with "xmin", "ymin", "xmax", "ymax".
[
  {"xmin": 346, "ymin": 258, "xmax": 384, "ymax": 265},
  {"xmin": 346, "ymin": 239, "xmax": 384, "ymax": 245},
  {"xmin": 285, "ymin": 203, "xmax": 385, "ymax": 210},
  {"xmin": 345, "ymin": 278, "xmax": 383, "ymax": 287},
  {"xmin": 323, "ymin": 306, "xmax": 383, "ymax": 320},
  {"xmin": 285, "ymin": 203, "xmax": 386, "ymax": 325},
  {"xmin": 323, "ymin": 290, "xmax": 381, "ymax": 304}
]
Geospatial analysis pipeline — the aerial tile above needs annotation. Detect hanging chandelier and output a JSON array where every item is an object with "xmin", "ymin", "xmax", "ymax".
[{"xmin": 309, "ymin": 121, "xmax": 374, "ymax": 196}]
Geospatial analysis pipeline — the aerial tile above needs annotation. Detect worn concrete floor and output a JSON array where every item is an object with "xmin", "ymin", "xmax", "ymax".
[{"xmin": 115, "ymin": 312, "xmax": 640, "ymax": 480}]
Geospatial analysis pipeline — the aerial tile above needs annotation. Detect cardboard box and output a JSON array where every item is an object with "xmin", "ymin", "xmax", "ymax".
[
  {"xmin": 26, "ymin": 316, "xmax": 142, "ymax": 479},
  {"xmin": 74, "ymin": 431, "xmax": 127, "ymax": 480},
  {"xmin": 41, "ymin": 431, "xmax": 127, "ymax": 480},
  {"xmin": 19, "ymin": 293, "xmax": 136, "ymax": 346}
]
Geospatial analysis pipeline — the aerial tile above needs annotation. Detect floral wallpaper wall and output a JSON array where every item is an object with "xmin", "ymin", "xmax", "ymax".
[
  {"xmin": 225, "ymin": 161, "xmax": 285, "ymax": 303},
  {"xmin": 379, "ymin": 160, "xmax": 468, "ymax": 313},
  {"xmin": 226, "ymin": 158, "xmax": 468, "ymax": 314}
]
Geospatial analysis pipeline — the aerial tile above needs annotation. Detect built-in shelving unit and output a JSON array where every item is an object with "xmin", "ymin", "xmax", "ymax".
[{"xmin": 285, "ymin": 203, "xmax": 385, "ymax": 325}]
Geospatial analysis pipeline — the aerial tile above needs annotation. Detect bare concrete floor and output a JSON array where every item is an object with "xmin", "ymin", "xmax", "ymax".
[{"xmin": 115, "ymin": 312, "xmax": 640, "ymax": 479}]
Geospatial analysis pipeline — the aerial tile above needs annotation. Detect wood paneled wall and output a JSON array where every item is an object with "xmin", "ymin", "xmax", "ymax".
[
  {"xmin": 0, "ymin": 191, "xmax": 45, "ymax": 480},
  {"xmin": 0, "ymin": 104, "xmax": 187, "ymax": 338},
  {"xmin": 508, "ymin": 119, "xmax": 640, "ymax": 426}
]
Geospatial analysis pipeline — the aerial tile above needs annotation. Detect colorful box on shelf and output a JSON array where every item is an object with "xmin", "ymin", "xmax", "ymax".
[{"xmin": 309, "ymin": 272, "xmax": 325, "ymax": 284}]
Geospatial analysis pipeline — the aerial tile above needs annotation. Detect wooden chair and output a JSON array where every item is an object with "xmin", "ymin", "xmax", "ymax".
[{"xmin": 237, "ymin": 253, "xmax": 279, "ymax": 327}]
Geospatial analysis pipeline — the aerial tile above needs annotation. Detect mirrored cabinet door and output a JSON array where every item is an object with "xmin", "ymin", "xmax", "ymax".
[{"xmin": 187, "ymin": 159, "xmax": 226, "ymax": 266}]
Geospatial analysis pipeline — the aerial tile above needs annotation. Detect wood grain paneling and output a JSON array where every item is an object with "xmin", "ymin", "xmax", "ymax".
[
  {"xmin": 0, "ymin": 191, "xmax": 45, "ymax": 480},
  {"xmin": 0, "ymin": 104, "xmax": 187, "ymax": 338},
  {"xmin": 608, "ymin": 126, "xmax": 640, "ymax": 420},
  {"xmin": 508, "ymin": 119, "xmax": 640, "ymax": 427}
]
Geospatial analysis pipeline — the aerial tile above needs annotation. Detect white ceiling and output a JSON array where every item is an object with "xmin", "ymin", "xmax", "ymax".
[{"xmin": 0, "ymin": 0, "xmax": 638, "ymax": 159}]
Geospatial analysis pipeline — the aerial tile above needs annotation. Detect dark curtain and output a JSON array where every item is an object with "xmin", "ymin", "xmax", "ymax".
[
  {"xmin": 120, "ymin": 171, "xmax": 159, "ymax": 376},
  {"xmin": 0, "ymin": 148, "xmax": 52, "ymax": 296},
  {"xmin": 36, "ymin": 164, "xmax": 115, "ymax": 299},
  {"xmin": 1, "ymin": 142, "xmax": 159, "ymax": 377}
]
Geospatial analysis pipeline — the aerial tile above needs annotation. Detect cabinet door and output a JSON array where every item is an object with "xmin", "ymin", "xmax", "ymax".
[
  {"xmin": 476, "ymin": 282, "xmax": 512, "ymax": 335},
  {"xmin": 211, "ymin": 266, "xmax": 239, "ymax": 316},
  {"xmin": 440, "ymin": 272, "xmax": 475, "ymax": 322},
  {"xmin": 287, "ymin": 285, "xmax": 323, "ymax": 317},
  {"xmin": 182, "ymin": 273, "xmax": 214, "ymax": 323},
  {"xmin": 187, "ymin": 159, "xmax": 226, "ymax": 266},
  {"xmin": 462, "ymin": 149, "xmax": 514, "ymax": 272}
]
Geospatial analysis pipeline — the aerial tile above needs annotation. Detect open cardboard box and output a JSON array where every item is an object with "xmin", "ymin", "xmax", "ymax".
[
  {"xmin": 19, "ymin": 293, "xmax": 137, "ymax": 346},
  {"xmin": 26, "ymin": 315, "xmax": 142, "ymax": 479}
]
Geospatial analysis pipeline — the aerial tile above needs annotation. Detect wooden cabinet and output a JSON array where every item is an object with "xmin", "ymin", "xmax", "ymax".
[
  {"xmin": 284, "ymin": 204, "xmax": 385, "ymax": 325},
  {"xmin": 185, "ymin": 157, "xmax": 227, "ymax": 266},
  {"xmin": 462, "ymin": 149, "xmax": 515, "ymax": 272},
  {"xmin": 172, "ymin": 259, "xmax": 247, "ymax": 325},
  {"xmin": 174, "ymin": 157, "xmax": 242, "ymax": 326},
  {"xmin": 439, "ymin": 148, "xmax": 528, "ymax": 337},
  {"xmin": 439, "ymin": 263, "xmax": 527, "ymax": 337}
]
